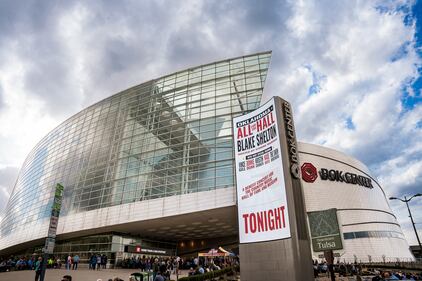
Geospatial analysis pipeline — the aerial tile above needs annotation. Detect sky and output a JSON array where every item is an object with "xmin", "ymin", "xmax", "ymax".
[{"xmin": 0, "ymin": 0, "xmax": 421, "ymax": 245}]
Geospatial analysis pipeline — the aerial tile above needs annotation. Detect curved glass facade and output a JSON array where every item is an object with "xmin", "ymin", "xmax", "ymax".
[{"xmin": 0, "ymin": 52, "xmax": 271, "ymax": 245}]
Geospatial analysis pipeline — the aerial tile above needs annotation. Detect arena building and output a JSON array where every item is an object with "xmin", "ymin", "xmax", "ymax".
[{"xmin": 0, "ymin": 51, "xmax": 414, "ymax": 264}]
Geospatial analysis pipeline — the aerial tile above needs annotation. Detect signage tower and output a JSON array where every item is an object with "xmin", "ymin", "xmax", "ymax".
[{"xmin": 233, "ymin": 96, "xmax": 313, "ymax": 280}]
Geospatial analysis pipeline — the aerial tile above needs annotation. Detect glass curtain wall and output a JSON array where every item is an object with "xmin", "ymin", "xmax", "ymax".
[{"xmin": 1, "ymin": 52, "xmax": 271, "ymax": 239}]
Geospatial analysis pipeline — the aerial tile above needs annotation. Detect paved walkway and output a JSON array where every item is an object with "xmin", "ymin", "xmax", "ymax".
[
  {"xmin": 0, "ymin": 268, "xmax": 189, "ymax": 281},
  {"xmin": 0, "ymin": 269, "xmax": 378, "ymax": 281}
]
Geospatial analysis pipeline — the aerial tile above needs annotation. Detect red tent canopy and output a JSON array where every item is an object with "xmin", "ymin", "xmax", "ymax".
[{"xmin": 198, "ymin": 248, "xmax": 228, "ymax": 257}]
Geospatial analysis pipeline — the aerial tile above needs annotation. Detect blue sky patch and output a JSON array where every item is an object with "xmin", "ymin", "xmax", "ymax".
[
  {"xmin": 304, "ymin": 64, "xmax": 326, "ymax": 96},
  {"xmin": 390, "ymin": 41, "xmax": 410, "ymax": 62},
  {"xmin": 401, "ymin": 73, "xmax": 422, "ymax": 112},
  {"xmin": 346, "ymin": 117, "xmax": 355, "ymax": 130},
  {"xmin": 412, "ymin": 0, "xmax": 422, "ymax": 48},
  {"xmin": 399, "ymin": 1, "xmax": 422, "ymax": 113}
]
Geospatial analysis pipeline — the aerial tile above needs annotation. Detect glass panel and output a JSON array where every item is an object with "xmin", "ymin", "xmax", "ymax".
[{"xmin": 1, "ymin": 52, "xmax": 271, "ymax": 239}]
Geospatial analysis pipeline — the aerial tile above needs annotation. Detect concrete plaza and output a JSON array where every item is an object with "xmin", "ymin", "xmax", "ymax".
[
  {"xmin": 0, "ymin": 268, "xmax": 188, "ymax": 281},
  {"xmin": 0, "ymin": 269, "xmax": 328, "ymax": 281},
  {"xmin": 0, "ymin": 269, "xmax": 388, "ymax": 281}
]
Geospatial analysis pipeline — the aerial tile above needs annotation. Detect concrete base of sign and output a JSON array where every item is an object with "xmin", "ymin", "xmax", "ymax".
[{"xmin": 240, "ymin": 238, "xmax": 313, "ymax": 280}]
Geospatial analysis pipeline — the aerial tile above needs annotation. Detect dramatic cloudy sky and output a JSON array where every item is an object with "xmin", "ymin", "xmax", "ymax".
[{"xmin": 0, "ymin": 1, "xmax": 421, "ymax": 245}]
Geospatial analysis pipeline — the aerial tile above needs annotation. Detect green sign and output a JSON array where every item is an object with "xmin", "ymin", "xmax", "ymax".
[
  {"xmin": 46, "ymin": 183, "xmax": 64, "ymax": 241},
  {"xmin": 55, "ymin": 183, "xmax": 64, "ymax": 197},
  {"xmin": 308, "ymin": 208, "xmax": 343, "ymax": 252},
  {"xmin": 52, "ymin": 184, "xmax": 64, "ymax": 212}
]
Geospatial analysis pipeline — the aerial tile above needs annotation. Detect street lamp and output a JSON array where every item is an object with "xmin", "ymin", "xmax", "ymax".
[{"xmin": 389, "ymin": 193, "xmax": 422, "ymax": 252}]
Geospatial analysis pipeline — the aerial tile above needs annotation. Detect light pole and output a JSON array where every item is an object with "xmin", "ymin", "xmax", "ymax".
[{"xmin": 389, "ymin": 193, "xmax": 422, "ymax": 252}]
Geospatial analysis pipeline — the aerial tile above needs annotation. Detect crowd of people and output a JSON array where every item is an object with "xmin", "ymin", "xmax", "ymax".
[
  {"xmin": 0, "ymin": 255, "xmax": 51, "ymax": 272},
  {"xmin": 313, "ymin": 260, "xmax": 364, "ymax": 277},
  {"xmin": 59, "ymin": 276, "xmax": 127, "ymax": 281},
  {"xmin": 1, "ymin": 254, "xmax": 238, "ymax": 281},
  {"xmin": 312, "ymin": 259, "xmax": 422, "ymax": 280},
  {"xmin": 0, "ymin": 253, "xmax": 105, "ymax": 272},
  {"xmin": 369, "ymin": 270, "xmax": 422, "ymax": 280},
  {"xmin": 118, "ymin": 255, "xmax": 237, "ymax": 280},
  {"xmin": 88, "ymin": 254, "xmax": 107, "ymax": 270}
]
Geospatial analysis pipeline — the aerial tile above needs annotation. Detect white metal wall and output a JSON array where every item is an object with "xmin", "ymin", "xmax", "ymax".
[{"xmin": 298, "ymin": 142, "xmax": 414, "ymax": 262}]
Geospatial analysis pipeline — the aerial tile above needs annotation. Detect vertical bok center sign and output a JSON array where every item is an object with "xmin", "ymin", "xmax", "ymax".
[{"xmin": 233, "ymin": 98, "xmax": 291, "ymax": 243}]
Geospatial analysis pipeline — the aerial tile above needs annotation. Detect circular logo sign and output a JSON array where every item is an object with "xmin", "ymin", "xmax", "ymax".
[{"xmin": 301, "ymin": 162, "xmax": 318, "ymax": 183}]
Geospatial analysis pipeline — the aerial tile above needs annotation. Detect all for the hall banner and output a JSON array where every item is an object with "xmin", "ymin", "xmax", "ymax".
[{"xmin": 233, "ymin": 97, "xmax": 291, "ymax": 243}]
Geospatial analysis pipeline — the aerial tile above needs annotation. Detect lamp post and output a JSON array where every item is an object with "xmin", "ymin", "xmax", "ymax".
[{"xmin": 389, "ymin": 193, "xmax": 422, "ymax": 252}]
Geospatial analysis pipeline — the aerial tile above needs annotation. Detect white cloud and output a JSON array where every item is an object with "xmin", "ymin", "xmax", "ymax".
[{"xmin": 389, "ymin": 199, "xmax": 422, "ymax": 245}]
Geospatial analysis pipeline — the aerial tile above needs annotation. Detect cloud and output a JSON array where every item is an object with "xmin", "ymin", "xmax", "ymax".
[
  {"xmin": 0, "ymin": 0, "xmax": 420, "ymax": 247},
  {"xmin": 0, "ymin": 166, "xmax": 18, "ymax": 193},
  {"xmin": 389, "ymin": 198, "xmax": 422, "ymax": 245},
  {"xmin": 0, "ymin": 85, "xmax": 4, "ymax": 110},
  {"xmin": 0, "ymin": 166, "xmax": 19, "ymax": 219}
]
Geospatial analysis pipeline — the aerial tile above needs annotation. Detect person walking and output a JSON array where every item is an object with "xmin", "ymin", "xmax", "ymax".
[{"xmin": 34, "ymin": 257, "xmax": 42, "ymax": 281}]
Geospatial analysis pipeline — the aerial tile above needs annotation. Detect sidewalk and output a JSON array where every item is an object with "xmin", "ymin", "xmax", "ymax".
[{"xmin": 0, "ymin": 268, "xmax": 166, "ymax": 281}]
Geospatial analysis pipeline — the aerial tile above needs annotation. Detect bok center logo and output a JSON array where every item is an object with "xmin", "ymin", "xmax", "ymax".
[{"xmin": 301, "ymin": 163, "xmax": 318, "ymax": 183}]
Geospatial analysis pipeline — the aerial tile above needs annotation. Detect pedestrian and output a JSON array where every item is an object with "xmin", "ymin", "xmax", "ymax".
[
  {"xmin": 66, "ymin": 255, "xmax": 72, "ymax": 271},
  {"xmin": 72, "ymin": 254, "xmax": 79, "ymax": 270},
  {"xmin": 152, "ymin": 258, "xmax": 159, "ymax": 281},
  {"xmin": 90, "ymin": 254, "xmax": 97, "ymax": 270},
  {"xmin": 154, "ymin": 270, "xmax": 165, "ymax": 281},
  {"xmin": 34, "ymin": 257, "xmax": 42, "ymax": 281},
  {"xmin": 101, "ymin": 254, "xmax": 107, "ymax": 269},
  {"xmin": 56, "ymin": 257, "xmax": 61, "ymax": 269},
  {"xmin": 62, "ymin": 275, "xmax": 72, "ymax": 281},
  {"xmin": 313, "ymin": 259, "xmax": 318, "ymax": 278},
  {"xmin": 28, "ymin": 258, "xmax": 33, "ymax": 270},
  {"xmin": 96, "ymin": 254, "xmax": 101, "ymax": 270}
]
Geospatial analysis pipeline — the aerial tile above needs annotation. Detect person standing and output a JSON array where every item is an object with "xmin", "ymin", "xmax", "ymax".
[
  {"xmin": 96, "ymin": 254, "xmax": 101, "ymax": 270},
  {"xmin": 101, "ymin": 254, "xmax": 107, "ymax": 269},
  {"xmin": 152, "ymin": 258, "xmax": 159, "ymax": 281},
  {"xmin": 34, "ymin": 257, "xmax": 42, "ymax": 281},
  {"xmin": 66, "ymin": 255, "xmax": 72, "ymax": 271},
  {"xmin": 90, "ymin": 254, "xmax": 96, "ymax": 270},
  {"xmin": 72, "ymin": 254, "xmax": 79, "ymax": 270}
]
